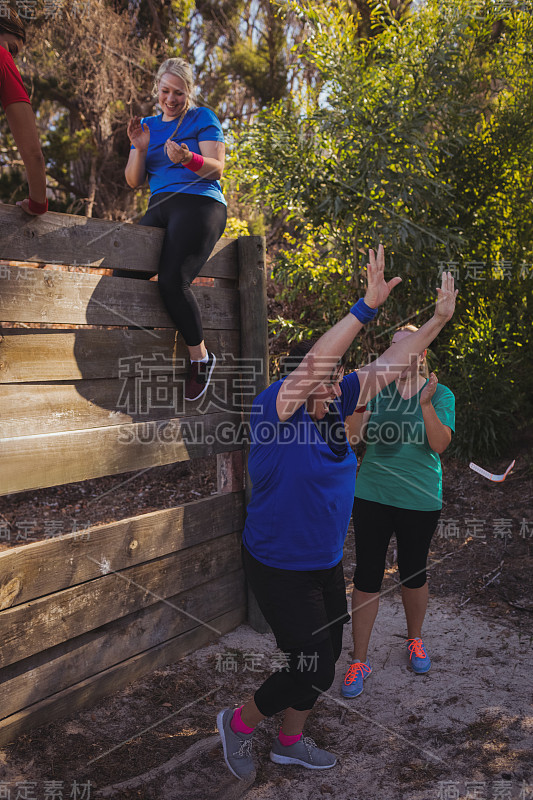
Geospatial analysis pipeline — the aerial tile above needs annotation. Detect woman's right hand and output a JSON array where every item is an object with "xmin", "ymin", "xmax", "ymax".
[
  {"xmin": 433, "ymin": 271, "xmax": 458, "ymax": 323},
  {"xmin": 127, "ymin": 117, "xmax": 150, "ymax": 152}
]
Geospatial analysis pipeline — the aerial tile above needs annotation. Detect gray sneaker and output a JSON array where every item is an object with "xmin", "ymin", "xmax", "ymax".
[
  {"xmin": 217, "ymin": 708, "xmax": 256, "ymax": 780},
  {"xmin": 270, "ymin": 735, "xmax": 337, "ymax": 769}
]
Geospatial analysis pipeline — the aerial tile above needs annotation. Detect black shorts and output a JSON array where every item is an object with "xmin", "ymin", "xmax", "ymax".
[
  {"xmin": 352, "ymin": 498, "xmax": 441, "ymax": 593},
  {"xmin": 242, "ymin": 546, "xmax": 350, "ymax": 652}
]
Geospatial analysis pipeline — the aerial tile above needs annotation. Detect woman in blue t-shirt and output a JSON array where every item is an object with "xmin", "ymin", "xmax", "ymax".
[
  {"xmin": 116, "ymin": 58, "xmax": 227, "ymax": 401},
  {"xmin": 216, "ymin": 252, "xmax": 458, "ymax": 781},
  {"xmin": 341, "ymin": 324, "xmax": 455, "ymax": 700}
]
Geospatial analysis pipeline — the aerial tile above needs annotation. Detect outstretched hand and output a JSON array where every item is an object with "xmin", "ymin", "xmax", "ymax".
[
  {"xmin": 127, "ymin": 117, "xmax": 150, "ymax": 152},
  {"xmin": 363, "ymin": 244, "xmax": 402, "ymax": 309},
  {"xmin": 434, "ymin": 271, "xmax": 458, "ymax": 322}
]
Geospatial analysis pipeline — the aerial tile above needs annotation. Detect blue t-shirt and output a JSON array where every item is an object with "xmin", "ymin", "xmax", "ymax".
[
  {"xmin": 242, "ymin": 372, "xmax": 361, "ymax": 570},
  {"xmin": 135, "ymin": 107, "xmax": 226, "ymax": 205}
]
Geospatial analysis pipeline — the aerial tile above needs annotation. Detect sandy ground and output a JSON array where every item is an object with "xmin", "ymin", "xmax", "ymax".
[
  {"xmin": 173, "ymin": 596, "xmax": 533, "ymax": 800},
  {"xmin": 2, "ymin": 592, "xmax": 531, "ymax": 800},
  {"xmin": 1, "ymin": 450, "xmax": 531, "ymax": 799}
]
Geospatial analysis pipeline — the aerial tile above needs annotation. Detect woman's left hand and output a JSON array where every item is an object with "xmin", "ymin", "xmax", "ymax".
[
  {"xmin": 420, "ymin": 372, "xmax": 438, "ymax": 406},
  {"xmin": 164, "ymin": 140, "xmax": 192, "ymax": 165}
]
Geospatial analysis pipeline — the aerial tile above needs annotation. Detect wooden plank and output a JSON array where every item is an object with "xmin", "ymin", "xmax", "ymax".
[
  {"xmin": 217, "ymin": 451, "xmax": 244, "ymax": 494},
  {"xmin": 0, "ymin": 569, "xmax": 245, "ymax": 721},
  {"xmin": 0, "ymin": 267, "xmax": 240, "ymax": 329},
  {"xmin": 0, "ymin": 329, "xmax": 240, "ymax": 383},
  {"xmin": 0, "ymin": 606, "xmax": 245, "ymax": 747},
  {"xmin": 238, "ymin": 236, "xmax": 270, "ymax": 634},
  {"xmin": 0, "ymin": 532, "xmax": 242, "ymax": 669},
  {"xmin": 0, "ymin": 410, "xmax": 244, "ymax": 495},
  {"xmin": 0, "ymin": 373, "xmax": 242, "ymax": 437},
  {"xmin": 0, "ymin": 205, "xmax": 238, "ymax": 279},
  {"xmin": 0, "ymin": 492, "xmax": 244, "ymax": 608}
]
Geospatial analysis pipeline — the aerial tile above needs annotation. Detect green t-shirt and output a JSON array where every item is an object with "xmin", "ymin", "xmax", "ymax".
[{"xmin": 354, "ymin": 381, "xmax": 455, "ymax": 511}]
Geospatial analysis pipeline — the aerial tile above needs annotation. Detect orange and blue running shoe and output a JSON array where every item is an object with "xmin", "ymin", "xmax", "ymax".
[
  {"xmin": 406, "ymin": 638, "xmax": 431, "ymax": 674},
  {"xmin": 341, "ymin": 661, "xmax": 372, "ymax": 698}
]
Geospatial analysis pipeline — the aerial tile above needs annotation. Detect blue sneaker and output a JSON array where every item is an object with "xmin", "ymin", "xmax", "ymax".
[
  {"xmin": 407, "ymin": 638, "xmax": 431, "ymax": 674},
  {"xmin": 341, "ymin": 661, "xmax": 372, "ymax": 698}
]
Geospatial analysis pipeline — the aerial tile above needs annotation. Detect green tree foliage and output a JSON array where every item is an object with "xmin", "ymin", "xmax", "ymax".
[
  {"xmin": 233, "ymin": 0, "xmax": 533, "ymax": 459},
  {"xmin": 2, "ymin": 0, "xmax": 317, "ymax": 217},
  {"xmin": 10, "ymin": 0, "xmax": 156, "ymax": 217}
]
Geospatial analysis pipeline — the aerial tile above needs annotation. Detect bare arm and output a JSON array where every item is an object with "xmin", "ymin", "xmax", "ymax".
[
  {"xmin": 165, "ymin": 139, "xmax": 225, "ymax": 180},
  {"xmin": 125, "ymin": 117, "xmax": 149, "ymax": 188},
  {"xmin": 276, "ymin": 245, "xmax": 401, "ymax": 421},
  {"xmin": 420, "ymin": 373, "xmax": 452, "ymax": 453},
  {"xmin": 346, "ymin": 408, "xmax": 371, "ymax": 448},
  {"xmin": 5, "ymin": 101, "xmax": 47, "ymax": 206},
  {"xmin": 356, "ymin": 272, "xmax": 457, "ymax": 407},
  {"xmin": 125, "ymin": 148, "xmax": 147, "ymax": 188}
]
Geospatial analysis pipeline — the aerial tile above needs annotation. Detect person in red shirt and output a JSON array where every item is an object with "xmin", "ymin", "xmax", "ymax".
[{"xmin": 0, "ymin": 9, "xmax": 47, "ymax": 215}]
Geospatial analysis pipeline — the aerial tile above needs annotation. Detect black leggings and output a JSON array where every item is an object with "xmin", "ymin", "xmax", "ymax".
[
  {"xmin": 352, "ymin": 498, "xmax": 441, "ymax": 593},
  {"xmin": 242, "ymin": 546, "xmax": 348, "ymax": 716},
  {"xmin": 113, "ymin": 193, "xmax": 227, "ymax": 346},
  {"xmin": 254, "ymin": 627, "xmax": 344, "ymax": 716}
]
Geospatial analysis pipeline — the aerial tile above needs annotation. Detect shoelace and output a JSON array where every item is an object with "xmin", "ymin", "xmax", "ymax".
[
  {"xmin": 301, "ymin": 736, "xmax": 319, "ymax": 762},
  {"xmin": 343, "ymin": 661, "xmax": 371, "ymax": 685},
  {"xmin": 234, "ymin": 738, "xmax": 253, "ymax": 759},
  {"xmin": 407, "ymin": 638, "xmax": 427, "ymax": 659}
]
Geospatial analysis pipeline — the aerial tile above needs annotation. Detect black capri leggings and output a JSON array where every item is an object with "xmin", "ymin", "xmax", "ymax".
[
  {"xmin": 113, "ymin": 193, "xmax": 227, "ymax": 347},
  {"xmin": 352, "ymin": 498, "xmax": 441, "ymax": 593},
  {"xmin": 242, "ymin": 546, "xmax": 349, "ymax": 716}
]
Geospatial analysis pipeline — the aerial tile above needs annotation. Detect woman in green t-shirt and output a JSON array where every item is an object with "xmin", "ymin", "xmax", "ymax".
[{"xmin": 341, "ymin": 324, "xmax": 455, "ymax": 698}]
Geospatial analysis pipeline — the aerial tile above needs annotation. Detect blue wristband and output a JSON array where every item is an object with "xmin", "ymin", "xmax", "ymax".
[{"xmin": 350, "ymin": 298, "xmax": 378, "ymax": 324}]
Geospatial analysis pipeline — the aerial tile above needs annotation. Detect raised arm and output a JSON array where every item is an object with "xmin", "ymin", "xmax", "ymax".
[
  {"xmin": 276, "ymin": 245, "xmax": 401, "ymax": 421},
  {"xmin": 356, "ymin": 272, "xmax": 457, "ymax": 407},
  {"xmin": 346, "ymin": 407, "xmax": 372, "ymax": 449},
  {"xmin": 6, "ymin": 101, "xmax": 47, "ymax": 213},
  {"xmin": 125, "ymin": 117, "xmax": 149, "ymax": 189}
]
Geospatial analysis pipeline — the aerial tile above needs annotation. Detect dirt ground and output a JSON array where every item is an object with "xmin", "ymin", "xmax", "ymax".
[{"xmin": 0, "ymin": 443, "xmax": 532, "ymax": 800}]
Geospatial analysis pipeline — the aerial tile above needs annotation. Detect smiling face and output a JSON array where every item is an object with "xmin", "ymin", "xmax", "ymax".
[
  {"xmin": 157, "ymin": 72, "xmax": 189, "ymax": 121},
  {"xmin": 307, "ymin": 365, "xmax": 344, "ymax": 421},
  {"xmin": 0, "ymin": 32, "xmax": 23, "ymax": 58}
]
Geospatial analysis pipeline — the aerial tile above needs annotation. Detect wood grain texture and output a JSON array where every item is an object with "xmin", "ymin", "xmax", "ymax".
[
  {"xmin": 0, "ymin": 374, "xmax": 242, "ymax": 437},
  {"xmin": 217, "ymin": 451, "xmax": 244, "ymax": 494},
  {"xmin": 0, "ymin": 204, "xmax": 237, "ymax": 278},
  {"xmin": 0, "ymin": 569, "xmax": 245, "ymax": 721},
  {"xmin": 0, "ymin": 532, "xmax": 242, "ymax": 669},
  {"xmin": 0, "ymin": 410, "xmax": 244, "ymax": 495},
  {"xmin": 0, "ymin": 606, "xmax": 245, "ymax": 747},
  {"xmin": 0, "ymin": 491, "xmax": 244, "ymax": 608},
  {"xmin": 0, "ymin": 267, "xmax": 239, "ymax": 328},
  {"xmin": 238, "ymin": 237, "xmax": 270, "ymax": 634},
  {"xmin": 0, "ymin": 329, "xmax": 240, "ymax": 383}
]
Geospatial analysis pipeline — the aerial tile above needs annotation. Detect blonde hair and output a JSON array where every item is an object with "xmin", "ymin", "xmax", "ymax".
[
  {"xmin": 393, "ymin": 324, "xmax": 429, "ymax": 379},
  {"xmin": 153, "ymin": 58, "xmax": 196, "ymax": 107}
]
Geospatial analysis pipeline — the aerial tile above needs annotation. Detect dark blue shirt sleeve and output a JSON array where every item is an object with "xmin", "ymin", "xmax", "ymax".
[{"xmin": 339, "ymin": 371, "xmax": 361, "ymax": 419}]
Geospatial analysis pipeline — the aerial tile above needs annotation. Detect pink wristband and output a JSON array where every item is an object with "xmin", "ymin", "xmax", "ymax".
[
  {"xmin": 184, "ymin": 152, "xmax": 204, "ymax": 172},
  {"xmin": 28, "ymin": 197, "xmax": 48, "ymax": 215}
]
